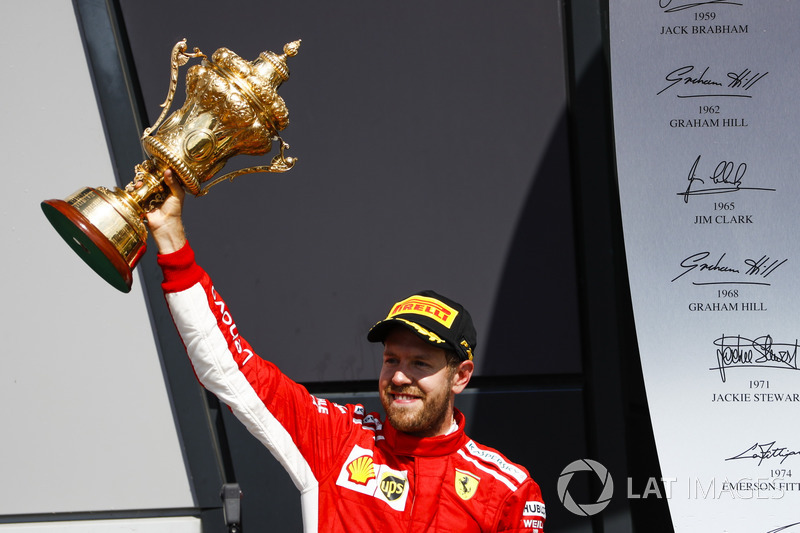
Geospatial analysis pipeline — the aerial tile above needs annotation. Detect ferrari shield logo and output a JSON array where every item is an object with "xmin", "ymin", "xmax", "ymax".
[{"xmin": 455, "ymin": 469, "xmax": 480, "ymax": 500}]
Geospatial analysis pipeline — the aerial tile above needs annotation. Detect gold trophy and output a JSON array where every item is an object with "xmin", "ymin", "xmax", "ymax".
[{"xmin": 41, "ymin": 39, "xmax": 301, "ymax": 292}]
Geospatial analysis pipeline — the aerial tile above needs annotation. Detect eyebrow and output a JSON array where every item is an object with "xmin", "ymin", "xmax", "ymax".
[{"xmin": 382, "ymin": 351, "xmax": 440, "ymax": 362}]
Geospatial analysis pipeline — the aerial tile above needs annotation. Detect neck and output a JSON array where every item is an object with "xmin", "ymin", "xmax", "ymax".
[{"xmin": 404, "ymin": 407, "xmax": 456, "ymax": 439}]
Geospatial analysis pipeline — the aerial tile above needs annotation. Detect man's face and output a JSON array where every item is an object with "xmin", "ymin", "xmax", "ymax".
[{"xmin": 379, "ymin": 327, "xmax": 460, "ymax": 438}]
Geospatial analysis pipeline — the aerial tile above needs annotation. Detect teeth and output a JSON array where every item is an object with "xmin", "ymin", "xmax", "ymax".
[{"xmin": 395, "ymin": 395, "xmax": 417, "ymax": 401}]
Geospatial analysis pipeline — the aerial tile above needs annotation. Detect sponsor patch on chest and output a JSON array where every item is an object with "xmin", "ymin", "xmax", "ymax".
[
  {"xmin": 336, "ymin": 445, "xmax": 410, "ymax": 512},
  {"xmin": 454, "ymin": 469, "xmax": 480, "ymax": 500}
]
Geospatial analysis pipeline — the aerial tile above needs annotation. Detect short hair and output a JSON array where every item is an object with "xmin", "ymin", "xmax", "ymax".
[{"xmin": 445, "ymin": 350, "xmax": 461, "ymax": 372}]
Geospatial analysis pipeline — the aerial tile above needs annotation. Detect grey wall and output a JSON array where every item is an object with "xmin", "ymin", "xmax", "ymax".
[{"xmin": 0, "ymin": 0, "xmax": 196, "ymax": 528}]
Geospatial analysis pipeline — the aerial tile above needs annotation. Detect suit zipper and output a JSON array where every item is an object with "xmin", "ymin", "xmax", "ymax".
[{"xmin": 407, "ymin": 457, "xmax": 417, "ymax": 533}]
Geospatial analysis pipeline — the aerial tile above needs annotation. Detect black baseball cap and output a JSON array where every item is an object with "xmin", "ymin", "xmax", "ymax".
[{"xmin": 367, "ymin": 290, "xmax": 477, "ymax": 361}]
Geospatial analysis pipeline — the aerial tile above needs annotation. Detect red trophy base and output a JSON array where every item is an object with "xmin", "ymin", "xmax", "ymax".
[{"xmin": 41, "ymin": 196, "xmax": 141, "ymax": 293}]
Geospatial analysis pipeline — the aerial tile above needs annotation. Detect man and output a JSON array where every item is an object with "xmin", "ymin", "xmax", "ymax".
[{"xmin": 148, "ymin": 170, "xmax": 545, "ymax": 532}]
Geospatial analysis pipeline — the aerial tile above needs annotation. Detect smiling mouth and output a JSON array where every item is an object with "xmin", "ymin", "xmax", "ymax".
[
  {"xmin": 392, "ymin": 394, "xmax": 420, "ymax": 402},
  {"xmin": 387, "ymin": 388, "xmax": 424, "ymax": 403}
]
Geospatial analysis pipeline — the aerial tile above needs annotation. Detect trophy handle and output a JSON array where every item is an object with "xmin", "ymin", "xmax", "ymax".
[
  {"xmin": 142, "ymin": 39, "xmax": 206, "ymax": 139},
  {"xmin": 197, "ymin": 137, "xmax": 297, "ymax": 196}
]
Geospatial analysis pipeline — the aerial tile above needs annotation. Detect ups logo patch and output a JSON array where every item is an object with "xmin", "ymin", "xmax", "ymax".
[{"xmin": 380, "ymin": 473, "xmax": 407, "ymax": 501}]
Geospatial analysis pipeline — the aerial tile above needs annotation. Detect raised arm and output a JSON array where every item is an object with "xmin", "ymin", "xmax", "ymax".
[{"xmin": 145, "ymin": 169, "xmax": 187, "ymax": 254}]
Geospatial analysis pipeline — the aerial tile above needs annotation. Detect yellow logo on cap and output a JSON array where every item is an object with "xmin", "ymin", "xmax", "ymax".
[
  {"xmin": 388, "ymin": 296, "xmax": 458, "ymax": 328},
  {"xmin": 460, "ymin": 339, "xmax": 474, "ymax": 360}
]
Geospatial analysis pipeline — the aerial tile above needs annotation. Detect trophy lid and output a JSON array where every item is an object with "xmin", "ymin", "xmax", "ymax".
[
  {"xmin": 255, "ymin": 40, "xmax": 301, "ymax": 84},
  {"xmin": 209, "ymin": 41, "xmax": 300, "ymax": 133}
]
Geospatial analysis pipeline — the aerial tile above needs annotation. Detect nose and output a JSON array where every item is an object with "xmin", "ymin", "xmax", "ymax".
[{"xmin": 391, "ymin": 368, "xmax": 412, "ymax": 386}]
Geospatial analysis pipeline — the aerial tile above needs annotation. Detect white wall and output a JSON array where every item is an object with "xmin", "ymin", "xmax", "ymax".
[
  {"xmin": 0, "ymin": 517, "xmax": 199, "ymax": 533},
  {"xmin": 0, "ymin": 0, "xmax": 197, "ymax": 527}
]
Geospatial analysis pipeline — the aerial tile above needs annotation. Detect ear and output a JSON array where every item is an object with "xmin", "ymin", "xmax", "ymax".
[{"xmin": 451, "ymin": 360, "xmax": 474, "ymax": 395}]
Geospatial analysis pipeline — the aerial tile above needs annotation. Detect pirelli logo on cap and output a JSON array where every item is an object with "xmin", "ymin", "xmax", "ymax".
[{"xmin": 388, "ymin": 296, "xmax": 458, "ymax": 328}]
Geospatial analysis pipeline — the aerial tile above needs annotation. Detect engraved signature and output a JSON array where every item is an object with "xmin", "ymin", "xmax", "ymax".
[
  {"xmin": 726, "ymin": 441, "xmax": 800, "ymax": 466},
  {"xmin": 680, "ymin": 155, "xmax": 775, "ymax": 203},
  {"xmin": 766, "ymin": 522, "xmax": 800, "ymax": 533},
  {"xmin": 671, "ymin": 252, "xmax": 786, "ymax": 284},
  {"xmin": 659, "ymin": 0, "xmax": 743, "ymax": 13},
  {"xmin": 710, "ymin": 334, "xmax": 799, "ymax": 382},
  {"xmin": 658, "ymin": 66, "xmax": 768, "ymax": 97}
]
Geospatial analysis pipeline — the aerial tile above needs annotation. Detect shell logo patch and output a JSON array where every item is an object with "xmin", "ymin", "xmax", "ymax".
[
  {"xmin": 347, "ymin": 455, "xmax": 376, "ymax": 485},
  {"xmin": 455, "ymin": 469, "xmax": 480, "ymax": 500},
  {"xmin": 336, "ymin": 446, "xmax": 410, "ymax": 511}
]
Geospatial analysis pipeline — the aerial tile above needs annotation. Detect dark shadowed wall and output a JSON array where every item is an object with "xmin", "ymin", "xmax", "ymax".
[{"xmin": 119, "ymin": 0, "xmax": 581, "ymax": 381}]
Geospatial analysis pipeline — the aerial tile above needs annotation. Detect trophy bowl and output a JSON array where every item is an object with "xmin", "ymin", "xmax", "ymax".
[{"xmin": 41, "ymin": 39, "xmax": 300, "ymax": 292}]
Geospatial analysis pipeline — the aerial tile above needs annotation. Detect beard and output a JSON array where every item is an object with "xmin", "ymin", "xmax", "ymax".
[{"xmin": 381, "ymin": 383, "xmax": 452, "ymax": 437}]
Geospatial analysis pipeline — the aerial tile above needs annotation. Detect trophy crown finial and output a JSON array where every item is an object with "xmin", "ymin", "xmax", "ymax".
[
  {"xmin": 283, "ymin": 40, "xmax": 301, "ymax": 58},
  {"xmin": 257, "ymin": 39, "xmax": 301, "ymax": 83}
]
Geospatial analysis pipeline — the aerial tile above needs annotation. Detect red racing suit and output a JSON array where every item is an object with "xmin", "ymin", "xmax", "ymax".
[{"xmin": 159, "ymin": 242, "xmax": 546, "ymax": 533}]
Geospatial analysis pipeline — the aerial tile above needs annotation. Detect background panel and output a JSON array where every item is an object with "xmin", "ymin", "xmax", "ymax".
[{"xmin": 118, "ymin": 0, "xmax": 581, "ymax": 381}]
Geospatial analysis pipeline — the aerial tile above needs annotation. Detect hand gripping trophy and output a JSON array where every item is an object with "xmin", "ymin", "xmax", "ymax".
[{"xmin": 41, "ymin": 39, "xmax": 301, "ymax": 292}]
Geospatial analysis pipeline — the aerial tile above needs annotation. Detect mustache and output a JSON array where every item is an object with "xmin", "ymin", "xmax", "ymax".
[{"xmin": 384, "ymin": 385, "xmax": 425, "ymax": 398}]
